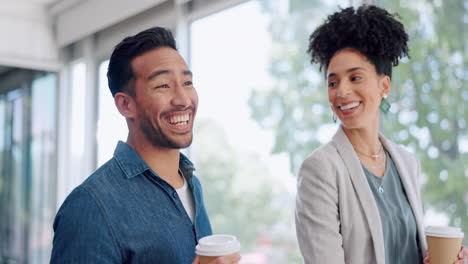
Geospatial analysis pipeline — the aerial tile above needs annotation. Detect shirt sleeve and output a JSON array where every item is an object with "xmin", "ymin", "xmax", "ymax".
[
  {"xmin": 50, "ymin": 187, "xmax": 122, "ymax": 263},
  {"xmin": 295, "ymin": 154, "xmax": 346, "ymax": 264}
]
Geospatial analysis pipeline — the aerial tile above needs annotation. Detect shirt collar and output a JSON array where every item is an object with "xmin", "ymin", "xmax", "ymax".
[{"xmin": 113, "ymin": 141, "xmax": 195, "ymax": 179}]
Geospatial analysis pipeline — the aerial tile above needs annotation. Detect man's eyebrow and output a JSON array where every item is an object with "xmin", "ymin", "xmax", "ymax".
[
  {"xmin": 327, "ymin": 67, "xmax": 365, "ymax": 78},
  {"xmin": 147, "ymin": 70, "xmax": 192, "ymax": 80},
  {"xmin": 147, "ymin": 70, "xmax": 170, "ymax": 81}
]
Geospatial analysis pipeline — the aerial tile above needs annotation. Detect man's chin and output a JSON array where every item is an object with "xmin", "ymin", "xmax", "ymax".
[
  {"xmin": 154, "ymin": 137, "xmax": 193, "ymax": 150},
  {"xmin": 172, "ymin": 140, "xmax": 192, "ymax": 149}
]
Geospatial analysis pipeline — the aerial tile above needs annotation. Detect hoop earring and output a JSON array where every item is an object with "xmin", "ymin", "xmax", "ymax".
[{"xmin": 380, "ymin": 94, "xmax": 391, "ymax": 114}]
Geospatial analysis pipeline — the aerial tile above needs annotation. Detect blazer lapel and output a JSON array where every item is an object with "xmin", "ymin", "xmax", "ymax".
[
  {"xmin": 331, "ymin": 127, "xmax": 386, "ymax": 264},
  {"xmin": 379, "ymin": 135, "xmax": 427, "ymax": 252}
]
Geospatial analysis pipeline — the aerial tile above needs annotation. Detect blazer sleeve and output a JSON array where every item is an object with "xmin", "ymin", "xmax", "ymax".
[{"xmin": 295, "ymin": 154, "xmax": 346, "ymax": 264}]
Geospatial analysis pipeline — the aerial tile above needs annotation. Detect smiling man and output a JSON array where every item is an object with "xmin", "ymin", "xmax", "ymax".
[{"xmin": 51, "ymin": 27, "xmax": 240, "ymax": 264}]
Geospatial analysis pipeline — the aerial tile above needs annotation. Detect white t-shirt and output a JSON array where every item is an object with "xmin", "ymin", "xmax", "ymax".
[{"xmin": 176, "ymin": 176, "xmax": 195, "ymax": 223}]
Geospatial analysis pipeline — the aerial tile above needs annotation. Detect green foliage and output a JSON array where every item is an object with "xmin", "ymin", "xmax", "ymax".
[
  {"xmin": 249, "ymin": 0, "xmax": 467, "ymax": 238},
  {"xmin": 193, "ymin": 118, "xmax": 300, "ymax": 261},
  {"xmin": 250, "ymin": 1, "xmax": 343, "ymax": 174},
  {"xmin": 380, "ymin": 0, "xmax": 468, "ymax": 235}
]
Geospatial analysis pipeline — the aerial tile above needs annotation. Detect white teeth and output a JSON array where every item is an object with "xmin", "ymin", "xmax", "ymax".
[
  {"xmin": 169, "ymin": 114, "xmax": 189, "ymax": 124},
  {"xmin": 340, "ymin": 102, "xmax": 360, "ymax": 111}
]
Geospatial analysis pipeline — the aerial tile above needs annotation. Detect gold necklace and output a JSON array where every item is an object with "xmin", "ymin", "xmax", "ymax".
[
  {"xmin": 361, "ymin": 158, "xmax": 385, "ymax": 170},
  {"xmin": 354, "ymin": 144, "xmax": 384, "ymax": 159}
]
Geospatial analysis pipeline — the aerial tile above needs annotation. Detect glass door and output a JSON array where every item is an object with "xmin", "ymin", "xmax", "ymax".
[
  {"xmin": 0, "ymin": 88, "xmax": 29, "ymax": 263},
  {"xmin": 0, "ymin": 70, "xmax": 57, "ymax": 264}
]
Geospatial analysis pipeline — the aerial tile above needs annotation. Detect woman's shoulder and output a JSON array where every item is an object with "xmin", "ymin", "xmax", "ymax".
[
  {"xmin": 304, "ymin": 141, "xmax": 339, "ymax": 162},
  {"xmin": 382, "ymin": 137, "xmax": 418, "ymax": 162},
  {"xmin": 299, "ymin": 141, "xmax": 342, "ymax": 176}
]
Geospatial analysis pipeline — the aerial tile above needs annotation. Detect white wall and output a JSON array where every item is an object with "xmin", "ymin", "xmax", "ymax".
[
  {"xmin": 53, "ymin": 0, "xmax": 166, "ymax": 48},
  {"xmin": 94, "ymin": 1, "xmax": 177, "ymax": 61},
  {"xmin": 0, "ymin": 2, "xmax": 59, "ymax": 71}
]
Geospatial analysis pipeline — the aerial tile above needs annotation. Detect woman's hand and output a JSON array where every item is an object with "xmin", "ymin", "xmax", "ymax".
[
  {"xmin": 192, "ymin": 253, "xmax": 241, "ymax": 264},
  {"xmin": 423, "ymin": 246, "xmax": 468, "ymax": 264}
]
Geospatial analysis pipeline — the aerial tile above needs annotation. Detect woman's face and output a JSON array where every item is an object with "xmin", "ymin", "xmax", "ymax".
[{"xmin": 326, "ymin": 48, "xmax": 390, "ymax": 130}]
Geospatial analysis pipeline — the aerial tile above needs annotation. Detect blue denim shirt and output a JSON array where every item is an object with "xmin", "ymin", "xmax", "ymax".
[{"xmin": 51, "ymin": 141, "xmax": 212, "ymax": 263}]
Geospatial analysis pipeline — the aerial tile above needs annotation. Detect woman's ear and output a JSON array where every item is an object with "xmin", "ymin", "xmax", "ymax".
[
  {"xmin": 114, "ymin": 92, "xmax": 137, "ymax": 119},
  {"xmin": 381, "ymin": 75, "xmax": 391, "ymax": 96}
]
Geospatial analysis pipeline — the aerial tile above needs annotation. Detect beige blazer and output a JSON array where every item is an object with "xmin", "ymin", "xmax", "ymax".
[{"xmin": 295, "ymin": 126, "xmax": 427, "ymax": 264}]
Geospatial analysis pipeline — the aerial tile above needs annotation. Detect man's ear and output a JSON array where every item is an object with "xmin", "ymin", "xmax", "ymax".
[{"xmin": 114, "ymin": 92, "xmax": 137, "ymax": 119}]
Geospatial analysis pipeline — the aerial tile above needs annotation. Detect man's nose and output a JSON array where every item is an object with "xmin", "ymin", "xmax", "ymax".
[{"xmin": 171, "ymin": 84, "xmax": 191, "ymax": 107}]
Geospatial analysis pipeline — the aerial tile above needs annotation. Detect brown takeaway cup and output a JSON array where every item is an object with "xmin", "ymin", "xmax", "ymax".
[
  {"xmin": 426, "ymin": 226, "xmax": 464, "ymax": 264},
  {"xmin": 195, "ymin": 235, "xmax": 241, "ymax": 264}
]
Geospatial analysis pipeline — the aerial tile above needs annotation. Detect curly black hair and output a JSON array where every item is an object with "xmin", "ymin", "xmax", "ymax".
[{"xmin": 307, "ymin": 5, "xmax": 409, "ymax": 78}]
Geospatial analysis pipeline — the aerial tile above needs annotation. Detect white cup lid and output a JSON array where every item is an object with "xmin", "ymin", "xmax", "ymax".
[
  {"xmin": 195, "ymin": 235, "xmax": 241, "ymax": 256},
  {"xmin": 426, "ymin": 226, "xmax": 464, "ymax": 238}
]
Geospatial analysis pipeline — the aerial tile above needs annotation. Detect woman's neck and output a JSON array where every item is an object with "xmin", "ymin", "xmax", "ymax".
[{"xmin": 342, "ymin": 125, "xmax": 382, "ymax": 155}]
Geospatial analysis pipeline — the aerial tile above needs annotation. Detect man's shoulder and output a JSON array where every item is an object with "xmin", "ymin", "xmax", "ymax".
[
  {"xmin": 54, "ymin": 157, "xmax": 130, "ymax": 231},
  {"xmin": 61, "ymin": 157, "xmax": 130, "ymax": 210},
  {"xmin": 57, "ymin": 159, "xmax": 123, "ymax": 213},
  {"xmin": 81, "ymin": 157, "xmax": 125, "ymax": 188}
]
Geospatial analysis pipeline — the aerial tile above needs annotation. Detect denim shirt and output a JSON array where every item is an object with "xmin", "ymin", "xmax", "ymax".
[{"xmin": 51, "ymin": 141, "xmax": 213, "ymax": 264}]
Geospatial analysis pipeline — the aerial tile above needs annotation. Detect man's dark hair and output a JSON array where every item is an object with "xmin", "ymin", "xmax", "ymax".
[
  {"xmin": 107, "ymin": 27, "xmax": 177, "ymax": 97},
  {"xmin": 307, "ymin": 5, "xmax": 409, "ymax": 78}
]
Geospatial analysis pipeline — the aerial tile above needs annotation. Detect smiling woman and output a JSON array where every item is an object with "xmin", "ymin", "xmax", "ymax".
[
  {"xmin": 326, "ymin": 48, "xmax": 391, "ymax": 137},
  {"xmin": 295, "ymin": 5, "xmax": 429, "ymax": 264}
]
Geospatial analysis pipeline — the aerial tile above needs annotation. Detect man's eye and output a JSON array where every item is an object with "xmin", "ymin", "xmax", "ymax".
[
  {"xmin": 156, "ymin": 84, "xmax": 169, "ymax": 89},
  {"xmin": 351, "ymin": 76, "xmax": 362, "ymax": 81},
  {"xmin": 184, "ymin": 81, "xmax": 193, "ymax": 86},
  {"xmin": 328, "ymin": 81, "xmax": 337, "ymax": 87}
]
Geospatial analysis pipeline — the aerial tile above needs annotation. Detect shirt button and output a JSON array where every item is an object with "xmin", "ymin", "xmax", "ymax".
[{"xmin": 173, "ymin": 192, "xmax": 178, "ymax": 198}]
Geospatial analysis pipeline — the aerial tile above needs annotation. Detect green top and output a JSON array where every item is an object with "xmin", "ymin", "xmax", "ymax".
[{"xmin": 363, "ymin": 150, "xmax": 423, "ymax": 264}]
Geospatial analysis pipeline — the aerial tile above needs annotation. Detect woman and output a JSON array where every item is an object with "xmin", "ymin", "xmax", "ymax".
[{"xmin": 295, "ymin": 5, "xmax": 467, "ymax": 264}]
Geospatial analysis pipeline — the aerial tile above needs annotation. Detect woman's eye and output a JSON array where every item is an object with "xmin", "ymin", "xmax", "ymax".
[
  {"xmin": 351, "ymin": 76, "xmax": 362, "ymax": 81},
  {"xmin": 184, "ymin": 81, "xmax": 193, "ymax": 86},
  {"xmin": 328, "ymin": 81, "xmax": 337, "ymax": 87}
]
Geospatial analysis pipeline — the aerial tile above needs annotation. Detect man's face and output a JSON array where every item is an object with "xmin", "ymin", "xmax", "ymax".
[{"xmin": 130, "ymin": 47, "xmax": 198, "ymax": 149}]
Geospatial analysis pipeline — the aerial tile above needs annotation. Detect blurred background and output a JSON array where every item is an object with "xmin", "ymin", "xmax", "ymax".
[{"xmin": 0, "ymin": 0, "xmax": 466, "ymax": 263}]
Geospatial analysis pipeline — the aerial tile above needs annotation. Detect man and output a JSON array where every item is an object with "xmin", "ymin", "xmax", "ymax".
[{"xmin": 51, "ymin": 27, "xmax": 240, "ymax": 264}]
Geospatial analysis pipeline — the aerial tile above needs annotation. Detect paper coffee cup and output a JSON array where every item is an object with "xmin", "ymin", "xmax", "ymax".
[
  {"xmin": 195, "ymin": 235, "xmax": 240, "ymax": 264},
  {"xmin": 426, "ymin": 226, "xmax": 464, "ymax": 264}
]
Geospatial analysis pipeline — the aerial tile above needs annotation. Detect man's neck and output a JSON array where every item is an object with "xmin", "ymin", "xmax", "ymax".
[{"xmin": 126, "ymin": 135, "xmax": 184, "ymax": 189}]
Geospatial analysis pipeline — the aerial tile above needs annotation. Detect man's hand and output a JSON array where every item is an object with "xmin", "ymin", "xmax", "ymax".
[
  {"xmin": 191, "ymin": 253, "xmax": 241, "ymax": 264},
  {"xmin": 423, "ymin": 245, "xmax": 468, "ymax": 264}
]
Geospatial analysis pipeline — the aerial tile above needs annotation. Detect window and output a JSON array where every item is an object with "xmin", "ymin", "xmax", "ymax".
[
  {"xmin": 29, "ymin": 73, "xmax": 57, "ymax": 263},
  {"xmin": 0, "ymin": 70, "xmax": 57, "ymax": 263},
  {"xmin": 97, "ymin": 60, "xmax": 128, "ymax": 166},
  {"xmin": 66, "ymin": 61, "xmax": 88, "ymax": 191},
  {"xmin": 190, "ymin": 1, "xmax": 345, "ymax": 262}
]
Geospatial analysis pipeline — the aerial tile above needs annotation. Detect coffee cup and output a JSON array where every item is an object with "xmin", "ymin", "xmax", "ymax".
[
  {"xmin": 195, "ymin": 234, "xmax": 241, "ymax": 264},
  {"xmin": 426, "ymin": 226, "xmax": 464, "ymax": 264}
]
